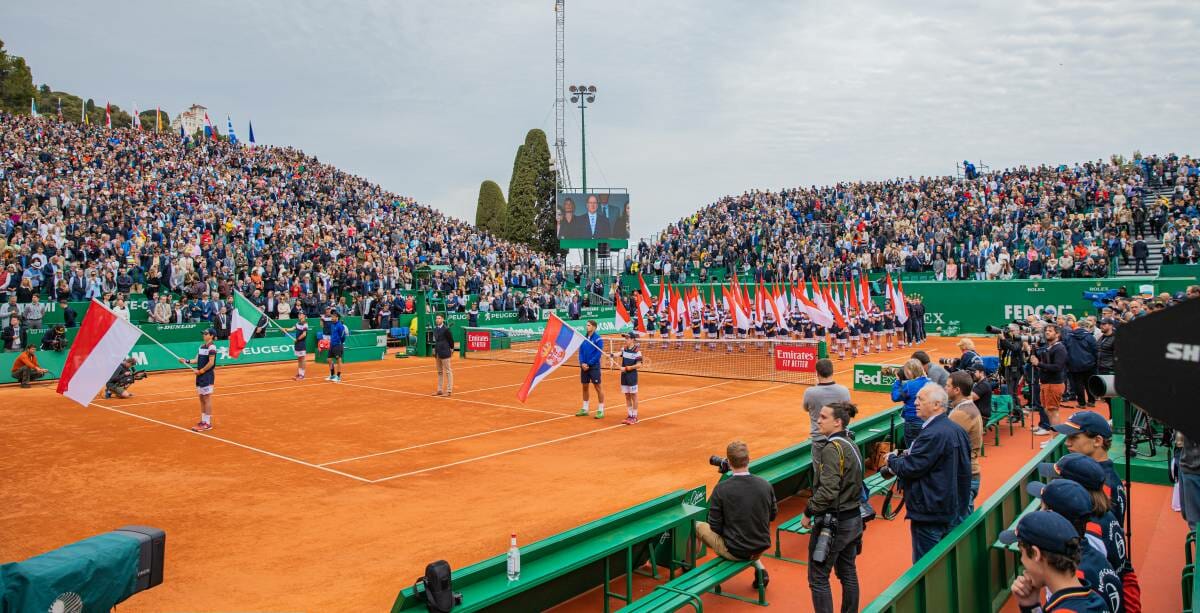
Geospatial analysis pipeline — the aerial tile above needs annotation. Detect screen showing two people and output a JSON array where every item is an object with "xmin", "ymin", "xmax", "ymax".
[{"xmin": 557, "ymin": 193, "xmax": 630, "ymax": 240}]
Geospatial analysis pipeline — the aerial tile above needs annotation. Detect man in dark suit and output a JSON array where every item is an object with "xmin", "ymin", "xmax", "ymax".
[
  {"xmin": 883, "ymin": 382, "xmax": 972, "ymax": 563},
  {"xmin": 1132, "ymin": 238, "xmax": 1149, "ymax": 274},
  {"xmin": 580, "ymin": 194, "xmax": 613, "ymax": 239},
  {"xmin": 2, "ymin": 315, "xmax": 28, "ymax": 352},
  {"xmin": 431, "ymin": 313, "xmax": 455, "ymax": 396},
  {"xmin": 211, "ymin": 305, "xmax": 231, "ymax": 340}
]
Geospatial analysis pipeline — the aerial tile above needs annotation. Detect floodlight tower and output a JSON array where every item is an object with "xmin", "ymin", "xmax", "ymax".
[
  {"xmin": 554, "ymin": 0, "xmax": 571, "ymax": 189},
  {"xmin": 569, "ymin": 84, "xmax": 596, "ymax": 193}
]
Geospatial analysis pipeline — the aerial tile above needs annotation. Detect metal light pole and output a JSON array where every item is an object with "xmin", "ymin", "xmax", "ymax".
[{"xmin": 569, "ymin": 84, "xmax": 596, "ymax": 192}]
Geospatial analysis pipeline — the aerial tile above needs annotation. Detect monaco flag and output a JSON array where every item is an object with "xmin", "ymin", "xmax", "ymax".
[
  {"xmin": 229, "ymin": 291, "xmax": 267, "ymax": 358},
  {"xmin": 614, "ymin": 296, "xmax": 633, "ymax": 331},
  {"xmin": 57, "ymin": 300, "xmax": 142, "ymax": 407}
]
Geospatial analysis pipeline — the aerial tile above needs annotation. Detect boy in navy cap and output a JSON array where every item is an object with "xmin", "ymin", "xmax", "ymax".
[
  {"xmin": 1054, "ymin": 411, "xmax": 1127, "ymax": 530},
  {"xmin": 1001, "ymin": 510, "xmax": 1109, "ymax": 612},
  {"xmin": 1027, "ymin": 480, "xmax": 1123, "ymax": 612},
  {"xmin": 1039, "ymin": 452, "xmax": 1138, "ymax": 611}
]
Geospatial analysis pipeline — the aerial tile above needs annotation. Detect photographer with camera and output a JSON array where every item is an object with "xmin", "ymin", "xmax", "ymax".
[
  {"xmin": 1063, "ymin": 321, "xmax": 1098, "ymax": 409},
  {"xmin": 695, "ymin": 441, "xmax": 776, "ymax": 589},
  {"xmin": 40, "ymin": 324, "xmax": 67, "ymax": 352},
  {"xmin": 1029, "ymin": 324, "xmax": 1069, "ymax": 434},
  {"xmin": 104, "ymin": 357, "xmax": 143, "ymax": 399},
  {"xmin": 883, "ymin": 383, "xmax": 972, "ymax": 562},
  {"xmin": 969, "ymin": 365, "xmax": 993, "ymax": 420},
  {"xmin": 803, "ymin": 402, "xmax": 865, "ymax": 613},
  {"xmin": 911, "ymin": 350, "xmax": 949, "ymax": 387},
  {"xmin": 890, "ymin": 359, "xmax": 931, "ymax": 447},
  {"xmin": 952, "ymin": 338, "xmax": 984, "ymax": 372},
  {"xmin": 996, "ymin": 324, "xmax": 1025, "ymax": 401}
]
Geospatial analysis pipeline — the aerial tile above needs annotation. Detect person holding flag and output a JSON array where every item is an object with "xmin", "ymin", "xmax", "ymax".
[
  {"xmin": 178, "ymin": 328, "xmax": 218, "ymax": 432},
  {"xmin": 572, "ymin": 320, "xmax": 607, "ymax": 418},
  {"xmin": 611, "ymin": 332, "xmax": 643, "ymax": 425},
  {"xmin": 282, "ymin": 312, "xmax": 309, "ymax": 380}
]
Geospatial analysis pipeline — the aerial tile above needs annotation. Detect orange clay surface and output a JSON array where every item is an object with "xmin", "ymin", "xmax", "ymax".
[{"xmin": 2, "ymin": 336, "xmax": 999, "ymax": 611}]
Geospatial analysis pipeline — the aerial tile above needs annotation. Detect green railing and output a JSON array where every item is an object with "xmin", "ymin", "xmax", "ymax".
[{"xmin": 863, "ymin": 437, "xmax": 1066, "ymax": 613}]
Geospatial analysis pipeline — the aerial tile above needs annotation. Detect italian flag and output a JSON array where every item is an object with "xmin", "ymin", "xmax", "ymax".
[{"xmin": 229, "ymin": 291, "xmax": 266, "ymax": 358}]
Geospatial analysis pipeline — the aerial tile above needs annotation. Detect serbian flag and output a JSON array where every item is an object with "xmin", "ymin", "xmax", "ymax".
[
  {"xmin": 57, "ymin": 300, "xmax": 142, "ymax": 407},
  {"xmin": 517, "ymin": 314, "xmax": 587, "ymax": 402},
  {"xmin": 204, "ymin": 112, "xmax": 218, "ymax": 140},
  {"xmin": 614, "ymin": 296, "xmax": 633, "ymax": 331},
  {"xmin": 229, "ymin": 290, "xmax": 267, "ymax": 358}
]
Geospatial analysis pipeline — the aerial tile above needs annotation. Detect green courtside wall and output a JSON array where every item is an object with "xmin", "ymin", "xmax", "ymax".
[
  {"xmin": 862, "ymin": 437, "xmax": 1067, "ymax": 613},
  {"xmin": 891, "ymin": 277, "xmax": 1194, "ymax": 335}
]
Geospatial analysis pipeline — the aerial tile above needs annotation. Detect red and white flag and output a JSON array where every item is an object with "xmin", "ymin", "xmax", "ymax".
[
  {"xmin": 56, "ymin": 300, "xmax": 142, "ymax": 407},
  {"xmin": 105, "ymin": 102, "xmax": 112, "ymax": 128},
  {"xmin": 614, "ymin": 296, "xmax": 633, "ymax": 330}
]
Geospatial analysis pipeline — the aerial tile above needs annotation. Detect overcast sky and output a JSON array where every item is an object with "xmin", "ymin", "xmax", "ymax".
[{"xmin": 3, "ymin": 1, "xmax": 1197, "ymax": 241}]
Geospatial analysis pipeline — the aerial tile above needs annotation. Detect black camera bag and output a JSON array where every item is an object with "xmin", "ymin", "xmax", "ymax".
[{"xmin": 414, "ymin": 560, "xmax": 456, "ymax": 612}]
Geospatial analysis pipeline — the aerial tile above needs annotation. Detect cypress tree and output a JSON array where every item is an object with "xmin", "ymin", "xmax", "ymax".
[
  {"xmin": 475, "ymin": 180, "xmax": 507, "ymax": 237},
  {"xmin": 504, "ymin": 143, "xmax": 537, "ymax": 243}
]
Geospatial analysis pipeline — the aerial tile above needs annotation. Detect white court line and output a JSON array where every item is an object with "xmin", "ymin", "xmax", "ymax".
[
  {"xmin": 369, "ymin": 382, "xmax": 788, "ymax": 483},
  {"xmin": 87, "ymin": 401, "xmax": 372, "ymax": 483},
  {"xmin": 450, "ymin": 372, "xmax": 576, "ymax": 395},
  {"xmin": 319, "ymin": 380, "xmax": 734, "ymax": 466},
  {"xmin": 106, "ymin": 362, "xmax": 503, "ymax": 407},
  {"xmin": 338, "ymin": 380, "xmax": 571, "ymax": 417},
  {"xmin": 124, "ymin": 361, "xmax": 454, "ymax": 398}
]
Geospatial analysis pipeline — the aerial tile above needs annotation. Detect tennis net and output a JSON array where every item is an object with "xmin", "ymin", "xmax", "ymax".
[{"xmin": 460, "ymin": 327, "xmax": 823, "ymax": 384}]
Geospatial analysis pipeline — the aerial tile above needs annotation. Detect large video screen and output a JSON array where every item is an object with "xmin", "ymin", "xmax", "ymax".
[{"xmin": 556, "ymin": 192, "xmax": 630, "ymax": 241}]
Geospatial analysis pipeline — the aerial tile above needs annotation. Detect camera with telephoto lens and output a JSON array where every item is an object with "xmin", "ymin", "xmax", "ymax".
[
  {"xmin": 811, "ymin": 513, "xmax": 838, "ymax": 564},
  {"xmin": 938, "ymin": 357, "xmax": 956, "ymax": 367},
  {"xmin": 708, "ymin": 455, "xmax": 731, "ymax": 474},
  {"xmin": 880, "ymin": 366, "xmax": 907, "ymax": 381}
]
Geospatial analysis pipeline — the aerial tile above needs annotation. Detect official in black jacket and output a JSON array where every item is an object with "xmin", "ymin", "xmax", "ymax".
[
  {"xmin": 695, "ymin": 440, "xmax": 777, "ymax": 590},
  {"xmin": 884, "ymin": 382, "xmax": 972, "ymax": 563},
  {"xmin": 431, "ymin": 314, "xmax": 455, "ymax": 396},
  {"xmin": 58, "ymin": 298, "xmax": 78, "ymax": 328}
]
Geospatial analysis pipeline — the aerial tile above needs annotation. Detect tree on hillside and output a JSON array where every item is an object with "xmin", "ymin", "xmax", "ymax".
[
  {"xmin": 0, "ymin": 40, "xmax": 36, "ymax": 115},
  {"xmin": 476, "ymin": 180, "xmax": 507, "ymax": 236},
  {"xmin": 505, "ymin": 143, "xmax": 537, "ymax": 244},
  {"xmin": 521, "ymin": 129, "xmax": 560, "ymax": 254}
]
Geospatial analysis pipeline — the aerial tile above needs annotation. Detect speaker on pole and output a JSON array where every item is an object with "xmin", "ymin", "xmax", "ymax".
[{"xmin": 598, "ymin": 242, "xmax": 610, "ymax": 258}]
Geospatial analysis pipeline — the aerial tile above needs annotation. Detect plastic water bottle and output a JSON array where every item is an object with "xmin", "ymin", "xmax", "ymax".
[{"xmin": 506, "ymin": 533, "xmax": 521, "ymax": 581}]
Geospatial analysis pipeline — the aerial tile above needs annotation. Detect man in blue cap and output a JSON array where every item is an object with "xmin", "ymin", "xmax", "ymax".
[
  {"xmin": 1026, "ymin": 479, "xmax": 1123, "ymax": 612},
  {"xmin": 1053, "ymin": 411, "xmax": 1127, "ymax": 530},
  {"xmin": 1000, "ymin": 510, "xmax": 1109, "ymax": 612}
]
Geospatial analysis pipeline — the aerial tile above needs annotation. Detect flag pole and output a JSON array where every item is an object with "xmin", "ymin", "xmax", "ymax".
[
  {"xmin": 549, "ymin": 312, "xmax": 615, "ymax": 368},
  {"xmin": 91, "ymin": 299, "xmax": 197, "ymax": 372},
  {"xmin": 235, "ymin": 290, "xmax": 295, "ymax": 340}
]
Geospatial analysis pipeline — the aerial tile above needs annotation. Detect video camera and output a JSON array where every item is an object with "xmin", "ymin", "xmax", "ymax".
[
  {"xmin": 119, "ymin": 370, "xmax": 149, "ymax": 387},
  {"xmin": 708, "ymin": 455, "xmax": 731, "ymax": 474},
  {"xmin": 1083, "ymin": 289, "xmax": 1119, "ymax": 309}
]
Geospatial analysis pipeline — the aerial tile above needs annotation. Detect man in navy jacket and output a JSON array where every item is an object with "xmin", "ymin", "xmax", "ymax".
[{"xmin": 884, "ymin": 382, "xmax": 972, "ymax": 563}]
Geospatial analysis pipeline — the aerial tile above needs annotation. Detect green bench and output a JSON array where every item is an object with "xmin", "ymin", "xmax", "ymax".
[
  {"xmin": 772, "ymin": 471, "xmax": 900, "ymax": 563},
  {"xmin": 615, "ymin": 556, "xmax": 767, "ymax": 612},
  {"xmin": 982, "ymin": 395, "xmax": 1019, "ymax": 456},
  {"xmin": 391, "ymin": 486, "xmax": 708, "ymax": 613}
]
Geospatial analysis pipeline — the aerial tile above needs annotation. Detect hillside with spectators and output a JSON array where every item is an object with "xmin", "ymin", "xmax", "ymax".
[
  {"xmin": 0, "ymin": 111, "xmax": 583, "ymax": 326},
  {"xmin": 630, "ymin": 155, "xmax": 1199, "ymax": 285}
]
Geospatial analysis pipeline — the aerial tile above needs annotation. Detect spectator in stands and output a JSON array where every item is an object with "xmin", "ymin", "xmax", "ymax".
[
  {"xmin": 946, "ymin": 372, "xmax": 983, "ymax": 524},
  {"xmin": 1030, "ymin": 324, "xmax": 1069, "ymax": 434},
  {"xmin": 22, "ymin": 295, "xmax": 45, "ymax": 330},
  {"xmin": 694, "ymin": 440, "xmax": 776, "ymax": 590},
  {"xmin": 911, "ymin": 351, "xmax": 948, "ymax": 387},
  {"xmin": 802, "ymin": 358, "xmax": 851, "ymax": 451},
  {"xmin": 804, "ymin": 402, "xmax": 865, "ymax": 613},
  {"xmin": 11, "ymin": 345, "xmax": 48, "ymax": 388},
  {"xmin": 2, "ymin": 315, "xmax": 26, "ymax": 352},
  {"xmin": 891, "ymin": 359, "xmax": 930, "ymax": 447},
  {"xmin": 884, "ymin": 383, "xmax": 972, "ymax": 562}
]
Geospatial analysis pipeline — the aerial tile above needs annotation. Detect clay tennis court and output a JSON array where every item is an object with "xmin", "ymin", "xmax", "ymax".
[{"xmin": 1, "ymin": 338, "xmax": 953, "ymax": 611}]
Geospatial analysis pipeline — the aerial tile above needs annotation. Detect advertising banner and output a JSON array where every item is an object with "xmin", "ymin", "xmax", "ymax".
[
  {"xmin": 773, "ymin": 344, "xmax": 817, "ymax": 373},
  {"xmin": 466, "ymin": 330, "xmax": 491, "ymax": 352},
  {"xmin": 852, "ymin": 363, "xmax": 903, "ymax": 393}
]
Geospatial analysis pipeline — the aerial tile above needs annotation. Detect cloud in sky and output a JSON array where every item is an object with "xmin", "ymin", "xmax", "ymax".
[{"xmin": 2, "ymin": 0, "xmax": 1196, "ymax": 241}]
